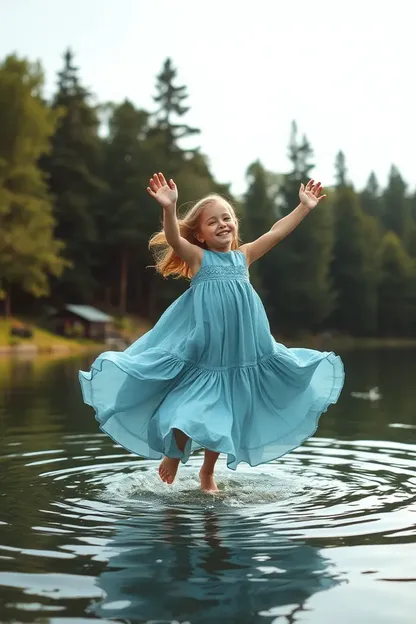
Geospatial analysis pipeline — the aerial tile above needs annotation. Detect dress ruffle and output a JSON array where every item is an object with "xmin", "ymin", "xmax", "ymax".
[{"xmin": 79, "ymin": 345, "xmax": 344, "ymax": 470}]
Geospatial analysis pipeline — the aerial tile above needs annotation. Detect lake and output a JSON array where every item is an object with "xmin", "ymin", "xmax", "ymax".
[{"xmin": 0, "ymin": 349, "xmax": 415, "ymax": 623}]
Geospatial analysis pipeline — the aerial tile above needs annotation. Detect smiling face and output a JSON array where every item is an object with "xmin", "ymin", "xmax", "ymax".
[{"xmin": 197, "ymin": 200, "xmax": 238, "ymax": 251}]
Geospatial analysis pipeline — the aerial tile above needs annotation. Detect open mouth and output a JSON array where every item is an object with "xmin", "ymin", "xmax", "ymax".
[{"xmin": 216, "ymin": 230, "xmax": 231, "ymax": 237}]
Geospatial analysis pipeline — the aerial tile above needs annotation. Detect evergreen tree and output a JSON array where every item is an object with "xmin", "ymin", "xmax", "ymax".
[
  {"xmin": 378, "ymin": 231, "xmax": 414, "ymax": 335},
  {"xmin": 151, "ymin": 57, "xmax": 200, "ymax": 169},
  {"xmin": 334, "ymin": 150, "xmax": 348, "ymax": 187},
  {"xmin": 242, "ymin": 161, "xmax": 277, "ymax": 304},
  {"xmin": 271, "ymin": 122, "xmax": 335, "ymax": 332},
  {"xmin": 382, "ymin": 165, "xmax": 409, "ymax": 243},
  {"xmin": 41, "ymin": 49, "xmax": 105, "ymax": 303},
  {"xmin": 100, "ymin": 100, "xmax": 161, "ymax": 315},
  {"xmin": 0, "ymin": 56, "xmax": 66, "ymax": 315},
  {"xmin": 360, "ymin": 171, "xmax": 381, "ymax": 218},
  {"xmin": 243, "ymin": 161, "xmax": 276, "ymax": 240},
  {"xmin": 153, "ymin": 57, "xmax": 200, "ymax": 142},
  {"xmin": 330, "ymin": 183, "xmax": 381, "ymax": 335},
  {"xmin": 407, "ymin": 191, "xmax": 416, "ymax": 258}
]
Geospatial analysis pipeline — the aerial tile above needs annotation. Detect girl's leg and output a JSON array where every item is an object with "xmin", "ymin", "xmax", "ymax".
[
  {"xmin": 199, "ymin": 449, "xmax": 220, "ymax": 492},
  {"xmin": 158, "ymin": 428, "xmax": 189, "ymax": 485}
]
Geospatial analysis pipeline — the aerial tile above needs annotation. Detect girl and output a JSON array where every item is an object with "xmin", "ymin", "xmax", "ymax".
[{"xmin": 79, "ymin": 173, "xmax": 344, "ymax": 493}]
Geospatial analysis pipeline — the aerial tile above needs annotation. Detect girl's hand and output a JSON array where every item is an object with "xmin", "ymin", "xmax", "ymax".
[
  {"xmin": 147, "ymin": 172, "xmax": 178, "ymax": 210},
  {"xmin": 299, "ymin": 180, "xmax": 326, "ymax": 211}
]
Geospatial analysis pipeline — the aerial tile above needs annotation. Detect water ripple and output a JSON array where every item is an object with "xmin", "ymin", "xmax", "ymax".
[{"xmin": 1, "ymin": 430, "xmax": 415, "ymax": 623}]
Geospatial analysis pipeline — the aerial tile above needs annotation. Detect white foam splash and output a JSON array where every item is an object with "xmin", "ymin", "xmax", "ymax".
[{"xmin": 99, "ymin": 462, "xmax": 306, "ymax": 508}]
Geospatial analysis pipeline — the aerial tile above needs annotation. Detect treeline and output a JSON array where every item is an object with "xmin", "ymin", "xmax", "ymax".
[{"xmin": 0, "ymin": 50, "xmax": 415, "ymax": 336}]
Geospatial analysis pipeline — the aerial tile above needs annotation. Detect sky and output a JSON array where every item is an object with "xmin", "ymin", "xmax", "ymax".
[{"xmin": 1, "ymin": 0, "xmax": 414, "ymax": 196}]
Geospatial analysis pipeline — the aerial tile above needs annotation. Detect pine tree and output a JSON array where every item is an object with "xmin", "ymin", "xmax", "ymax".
[
  {"xmin": 334, "ymin": 150, "xmax": 348, "ymax": 187},
  {"xmin": 271, "ymin": 122, "xmax": 335, "ymax": 332},
  {"xmin": 0, "ymin": 56, "xmax": 66, "ymax": 315},
  {"xmin": 41, "ymin": 49, "xmax": 105, "ymax": 303},
  {"xmin": 378, "ymin": 231, "xmax": 414, "ymax": 335},
  {"xmin": 152, "ymin": 57, "xmax": 200, "ymax": 166},
  {"xmin": 330, "ymin": 176, "xmax": 381, "ymax": 335},
  {"xmin": 360, "ymin": 171, "xmax": 381, "ymax": 218},
  {"xmin": 100, "ymin": 100, "xmax": 158, "ymax": 314},
  {"xmin": 407, "ymin": 191, "xmax": 416, "ymax": 258},
  {"xmin": 382, "ymin": 165, "xmax": 409, "ymax": 243},
  {"xmin": 243, "ymin": 161, "xmax": 277, "ymax": 305},
  {"xmin": 244, "ymin": 161, "xmax": 276, "ymax": 240}
]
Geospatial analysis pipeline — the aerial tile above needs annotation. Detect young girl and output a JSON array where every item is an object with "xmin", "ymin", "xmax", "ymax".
[{"xmin": 79, "ymin": 173, "xmax": 344, "ymax": 493}]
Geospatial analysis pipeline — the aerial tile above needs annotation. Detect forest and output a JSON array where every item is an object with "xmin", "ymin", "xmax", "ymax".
[{"xmin": 1, "ymin": 50, "xmax": 415, "ymax": 337}]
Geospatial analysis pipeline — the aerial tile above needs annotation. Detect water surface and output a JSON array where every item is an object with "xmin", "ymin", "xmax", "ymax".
[{"xmin": 0, "ymin": 349, "xmax": 415, "ymax": 623}]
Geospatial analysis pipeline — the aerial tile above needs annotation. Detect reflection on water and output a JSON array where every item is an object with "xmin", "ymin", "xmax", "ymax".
[
  {"xmin": 94, "ymin": 508, "xmax": 340, "ymax": 623},
  {"xmin": 0, "ymin": 349, "xmax": 415, "ymax": 623}
]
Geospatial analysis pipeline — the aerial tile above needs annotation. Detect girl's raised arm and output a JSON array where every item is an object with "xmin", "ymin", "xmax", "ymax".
[
  {"xmin": 147, "ymin": 173, "xmax": 203, "ymax": 273},
  {"xmin": 240, "ymin": 180, "xmax": 326, "ymax": 265}
]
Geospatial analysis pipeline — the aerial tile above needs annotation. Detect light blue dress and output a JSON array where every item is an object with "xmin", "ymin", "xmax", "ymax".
[{"xmin": 79, "ymin": 250, "xmax": 344, "ymax": 469}]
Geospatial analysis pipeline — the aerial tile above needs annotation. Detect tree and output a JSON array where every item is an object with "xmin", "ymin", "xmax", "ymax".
[
  {"xmin": 99, "ymin": 100, "xmax": 158, "ymax": 315},
  {"xmin": 407, "ymin": 191, "xmax": 416, "ymax": 258},
  {"xmin": 243, "ymin": 161, "xmax": 276, "ymax": 239},
  {"xmin": 378, "ymin": 231, "xmax": 415, "ymax": 335},
  {"xmin": 330, "ymin": 184, "xmax": 381, "ymax": 335},
  {"xmin": 242, "ymin": 161, "xmax": 277, "ymax": 302},
  {"xmin": 41, "ymin": 49, "xmax": 105, "ymax": 303},
  {"xmin": 150, "ymin": 57, "xmax": 200, "ymax": 176},
  {"xmin": 271, "ymin": 123, "xmax": 335, "ymax": 332},
  {"xmin": 360, "ymin": 171, "xmax": 381, "ymax": 218},
  {"xmin": 382, "ymin": 165, "xmax": 410, "ymax": 243},
  {"xmin": 0, "ymin": 55, "xmax": 66, "ymax": 316},
  {"xmin": 334, "ymin": 150, "xmax": 348, "ymax": 187}
]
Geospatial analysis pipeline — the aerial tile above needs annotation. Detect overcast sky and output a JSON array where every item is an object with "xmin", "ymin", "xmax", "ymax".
[{"xmin": 1, "ymin": 0, "xmax": 413, "ymax": 195}]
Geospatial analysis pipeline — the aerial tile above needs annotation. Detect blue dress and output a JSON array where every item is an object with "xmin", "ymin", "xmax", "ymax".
[{"xmin": 79, "ymin": 249, "xmax": 344, "ymax": 469}]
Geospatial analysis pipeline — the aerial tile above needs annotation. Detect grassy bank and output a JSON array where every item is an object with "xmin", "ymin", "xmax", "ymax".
[
  {"xmin": 2, "ymin": 316, "xmax": 415, "ymax": 357},
  {"xmin": 0, "ymin": 318, "xmax": 98, "ymax": 354}
]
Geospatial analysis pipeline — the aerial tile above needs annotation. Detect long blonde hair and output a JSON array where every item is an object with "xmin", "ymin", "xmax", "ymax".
[{"xmin": 149, "ymin": 194, "xmax": 240, "ymax": 279}]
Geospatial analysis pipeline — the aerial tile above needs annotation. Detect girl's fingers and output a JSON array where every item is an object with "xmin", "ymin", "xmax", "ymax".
[
  {"xmin": 146, "ymin": 187, "xmax": 156, "ymax": 198},
  {"xmin": 306, "ymin": 179, "xmax": 314, "ymax": 191},
  {"xmin": 152, "ymin": 173, "xmax": 160, "ymax": 188},
  {"xmin": 158, "ymin": 172, "xmax": 167, "ymax": 186},
  {"xmin": 169, "ymin": 178, "xmax": 176, "ymax": 189},
  {"xmin": 149, "ymin": 178, "xmax": 158, "ymax": 192}
]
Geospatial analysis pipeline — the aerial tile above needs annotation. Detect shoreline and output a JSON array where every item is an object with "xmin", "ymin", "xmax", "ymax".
[
  {"xmin": 279, "ymin": 335, "xmax": 416, "ymax": 351},
  {"xmin": 1, "ymin": 335, "xmax": 416, "ymax": 359},
  {"xmin": 0, "ymin": 342, "xmax": 105, "ymax": 357}
]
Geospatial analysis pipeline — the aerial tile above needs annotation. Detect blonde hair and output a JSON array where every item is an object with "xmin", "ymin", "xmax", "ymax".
[{"xmin": 149, "ymin": 194, "xmax": 240, "ymax": 279}]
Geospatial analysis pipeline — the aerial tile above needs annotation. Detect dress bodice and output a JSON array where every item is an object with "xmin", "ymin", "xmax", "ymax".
[{"xmin": 191, "ymin": 250, "xmax": 249, "ymax": 286}]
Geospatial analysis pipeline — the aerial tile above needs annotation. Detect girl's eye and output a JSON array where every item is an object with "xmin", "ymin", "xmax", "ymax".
[{"xmin": 224, "ymin": 217, "xmax": 231, "ymax": 221}]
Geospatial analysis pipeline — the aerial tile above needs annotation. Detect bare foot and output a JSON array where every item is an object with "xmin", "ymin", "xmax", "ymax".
[
  {"xmin": 158, "ymin": 457, "xmax": 180, "ymax": 484},
  {"xmin": 199, "ymin": 468, "xmax": 219, "ymax": 493}
]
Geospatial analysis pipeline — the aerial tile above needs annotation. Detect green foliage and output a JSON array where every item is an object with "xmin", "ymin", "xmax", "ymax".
[
  {"xmin": 0, "ymin": 55, "xmax": 66, "ymax": 310},
  {"xmin": 268, "ymin": 124, "xmax": 335, "ymax": 332},
  {"xmin": 40, "ymin": 49, "xmax": 106, "ymax": 303},
  {"xmin": 0, "ymin": 50, "xmax": 415, "ymax": 337},
  {"xmin": 382, "ymin": 165, "xmax": 411, "ymax": 245},
  {"xmin": 334, "ymin": 150, "xmax": 348, "ymax": 187},
  {"xmin": 360, "ymin": 172, "xmax": 381, "ymax": 218},
  {"xmin": 242, "ymin": 160, "xmax": 277, "ymax": 301},
  {"xmin": 378, "ymin": 232, "xmax": 415, "ymax": 335},
  {"xmin": 330, "ymin": 184, "xmax": 381, "ymax": 335},
  {"xmin": 151, "ymin": 57, "xmax": 200, "ymax": 170}
]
